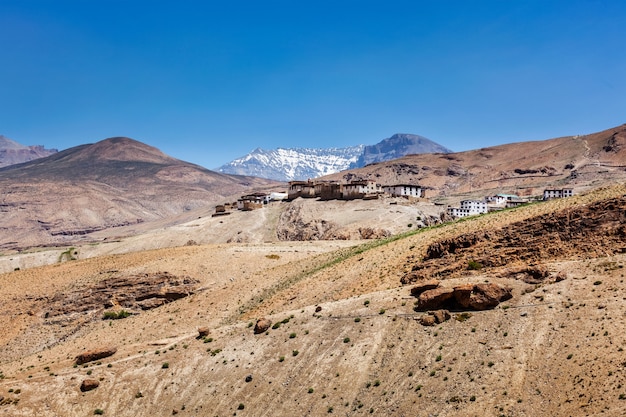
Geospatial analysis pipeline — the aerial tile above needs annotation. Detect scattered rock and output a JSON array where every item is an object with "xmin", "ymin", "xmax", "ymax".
[
  {"xmin": 419, "ymin": 315, "xmax": 437, "ymax": 326},
  {"xmin": 555, "ymin": 270, "xmax": 568, "ymax": 282},
  {"xmin": 80, "ymin": 379, "xmax": 100, "ymax": 392},
  {"xmin": 197, "ymin": 327, "xmax": 210, "ymax": 338},
  {"xmin": 429, "ymin": 309, "xmax": 451, "ymax": 324},
  {"xmin": 254, "ymin": 318, "xmax": 272, "ymax": 334},
  {"xmin": 409, "ymin": 279, "xmax": 441, "ymax": 297},
  {"xmin": 75, "ymin": 347, "xmax": 117, "ymax": 365}
]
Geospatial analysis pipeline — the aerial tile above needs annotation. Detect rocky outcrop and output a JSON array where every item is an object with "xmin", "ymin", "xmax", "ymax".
[
  {"xmin": 75, "ymin": 347, "xmax": 117, "ymax": 365},
  {"xmin": 45, "ymin": 273, "xmax": 200, "ymax": 322},
  {"xmin": 402, "ymin": 197, "xmax": 626, "ymax": 284},
  {"xmin": 414, "ymin": 283, "xmax": 512, "ymax": 311}
]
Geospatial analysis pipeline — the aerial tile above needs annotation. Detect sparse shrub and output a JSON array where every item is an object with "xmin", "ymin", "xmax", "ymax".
[
  {"xmin": 593, "ymin": 280, "xmax": 602, "ymax": 285},
  {"xmin": 278, "ymin": 356, "xmax": 285, "ymax": 362},
  {"xmin": 162, "ymin": 362, "xmax": 169, "ymax": 369},
  {"xmin": 308, "ymin": 388, "xmax": 314, "ymax": 394},
  {"xmin": 102, "ymin": 310, "xmax": 131, "ymax": 320},
  {"xmin": 238, "ymin": 403, "xmax": 245, "ymax": 410},
  {"xmin": 343, "ymin": 337, "xmax": 350, "ymax": 343},
  {"xmin": 487, "ymin": 361, "xmax": 494, "ymax": 367},
  {"xmin": 94, "ymin": 410, "xmax": 104, "ymax": 415},
  {"xmin": 272, "ymin": 322, "xmax": 281, "ymax": 330},
  {"xmin": 467, "ymin": 260, "xmax": 482, "ymax": 270},
  {"xmin": 373, "ymin": 380, "xmax": 380, "ymax": 387},
  {"xmin": 436, "ymin": 355, "xmax": 442, "ymax": 362},
  {"xmin": 567, "ymin": 354, "xmax": 573, "ymax": 360},
  {"xmin": 135, "ymin": 392, "xmax": 143, "ymax": 398},
  {"xmin": 470, "ymin": 395, "xmax": 476, "ymax": 401},
  {"xmin": 289, "ymin": 333, "xmax": 296, "ymax": 339},
  {"xmin": 378, "ymin": 308, "xmax": 385, "ymax": 315},
  {"xmin": 364, "ymin": 300, "xmax": 370, "ymax": 306},
  {"xmin": 327, "ymin": 406, "xmax": 333, "ymax": 413},
  {"xmin": 292, "ymin": 350, "xmax": 299, "ymax": 357},
  {"xmin": 354, "ymin": 317, "xmax": 361, "ymax": 323},
  {"xmin": 454, "ymin": 312, "xmax": 472, "ymax": 323},
  {"xmin": 265, "ymin": 254, "xmax": 280, "ymax": 260}
]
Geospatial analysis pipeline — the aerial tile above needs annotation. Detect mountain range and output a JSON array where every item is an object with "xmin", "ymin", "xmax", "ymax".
[
  {"xmin": 0, "ymin": 135, "xmax": 57, "ymax": 167},
  {"xmin": 217, "ymin": 133, "xmax": 452, "ymax": 181}
]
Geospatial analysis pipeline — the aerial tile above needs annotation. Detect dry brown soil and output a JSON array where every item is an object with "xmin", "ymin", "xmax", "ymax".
[{"xmin": 1, "ymin": 186, "xmax": 626, "ymax": 416}]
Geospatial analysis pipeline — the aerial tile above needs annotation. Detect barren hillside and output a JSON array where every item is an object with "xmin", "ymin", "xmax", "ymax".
[
  {"xmin": 0, "ymin": 137, "xmax": 280, "ymax": 251},
  {"xmin": 2, "ymin": 184, "xmax": 626, "ymax": 416},
  {"xmin": 323, "ymin": 124, "xmax": 626, "ymax": 202}
]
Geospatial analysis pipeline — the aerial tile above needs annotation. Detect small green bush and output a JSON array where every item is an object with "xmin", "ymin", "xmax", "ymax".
[
  {"xmin": 102, "ymin": 310, "xmax": 131, "ymax": 320},
  {"xmin": 94, "ymin": 410, "xmax": 104, "ymax": 415},
  {"xmin": 467, "ymin": 260, "xmax": 482, "ymax": 270},
  {"xmin": 162, "ymin": 363, "xmax": 169, "ymax": 369}
]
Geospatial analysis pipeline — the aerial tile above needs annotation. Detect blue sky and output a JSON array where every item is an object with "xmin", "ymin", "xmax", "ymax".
[{"xmin": 1, "ymin": 0, "xmax": 625, "ymax": 169}]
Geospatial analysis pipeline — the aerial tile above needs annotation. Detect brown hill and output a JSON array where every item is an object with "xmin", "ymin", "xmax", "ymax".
[
  {"xmin": 0, "ymin": 137, "xmax": 280, "ymax": 250},
  {"xmin": 1, "ymin": 185, "xmax": 626, "ymax": 416},
  {"xmin": 323, "ymin": 124, "xmax": 626, "ymax": 200}
]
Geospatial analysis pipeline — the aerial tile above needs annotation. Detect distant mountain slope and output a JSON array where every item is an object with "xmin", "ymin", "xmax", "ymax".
[
  {"xmin": 0, "ymin": 137, "xmax": 279, "ymax": 250},
  {"xmin": 322, "ymin": 124, "xmax": 626, "ymax": 199},
  {"xmin": 218, "ymin": 134, "xmax": 451, "ymax": 181},
  {"xmin": 356, "ymin": 133, "xmax": 452, "ymax": 166},
  {"xmin": 0, "ymin": 135, "xmax": 57, "ymax": 167}
]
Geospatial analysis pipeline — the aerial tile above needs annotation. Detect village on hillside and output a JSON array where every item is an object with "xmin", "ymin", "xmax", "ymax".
[{"xmin": 213, "ymin": 178, "xmax": 575, "ymax": 220}]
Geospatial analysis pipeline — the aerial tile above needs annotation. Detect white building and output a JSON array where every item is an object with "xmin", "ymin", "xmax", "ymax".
[
  {"xmin": 447, "ymin": 200, "xmax": 489, "ymax": 218},
  {"xmin": 383, "ymin": 184, "xmax": 424, "ymax": 198},
  {"xmin": 543, "ymin": 188, "xmax": 574, "ymax": 200}
]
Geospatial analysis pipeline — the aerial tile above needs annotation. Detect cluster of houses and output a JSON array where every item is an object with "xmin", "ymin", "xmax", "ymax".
[
  {"xmin": 287, "ymin": 180, "xmax": 425, "ymax": 201},
  {"xmin": 446, "ymin": 188, "xmax": 574, "ymax": 218},
  {"xmin": 212, "ymin": 180, "xmax": 425, "ymax": 216},
  {"xmin": 213, "ymin": 181, "xmax": 575, "ymax": 219}
]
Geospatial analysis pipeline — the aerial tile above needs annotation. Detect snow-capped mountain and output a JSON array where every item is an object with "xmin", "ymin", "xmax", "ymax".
[
  {"xmin": 218, "ymin": 146, "xmax": 365, "ymax": 182},
  {"xmin": 217, "ymin": 134, "xmax": 452, "ymax": 181}
]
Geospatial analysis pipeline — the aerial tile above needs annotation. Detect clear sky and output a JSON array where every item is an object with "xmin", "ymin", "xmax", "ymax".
[{"xmin": 1, "ymin": 0, "xmax": 625, "ymax": 169}]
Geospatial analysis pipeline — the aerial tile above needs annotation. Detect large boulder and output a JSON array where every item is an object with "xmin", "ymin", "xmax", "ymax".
[
  {"xmin": 417, "ymin": 287, "xmax": 455, "ymax": 311},
  {"xmin": 414, "ymin": 283, "xmax": 512, "ymax": 311},
  {"xmin": 409, "ymin": 279, "xmax": 441, "ymax": 297},
  {"xmin": 75, "ymin": 347, "xmax": 117, "ymax": 365},
  {"xmin": 254, "ymin": 318, "xmax": 272, "ymax": 334},
  {"xmin": 454, "ymin": 283, "xmax": 512, "ymax": 310},
  {"xmin": 80, "ymin": 379, "xmax": 100, "ymax": 392}
]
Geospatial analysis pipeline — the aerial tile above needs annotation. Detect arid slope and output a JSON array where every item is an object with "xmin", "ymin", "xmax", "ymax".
[{"xmin": 1, "ymin": 185, "xmax": 626, "ymax": 416}]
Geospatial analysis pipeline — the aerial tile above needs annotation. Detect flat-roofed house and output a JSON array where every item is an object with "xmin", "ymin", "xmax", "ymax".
[
  {"xmin": 342, "ymin": 180, "xmax": 382, "ymax": 200},
  {"xmin": 543, "ymin": 188, "xmax": 574, "ymax": 200},
  {"xmin": 383, "ymin": 184, "xmax": 424, "ymax": 198},
  {"xmin": 287, "ymin": 181, "xmax": 316, "ymax": 200}
]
